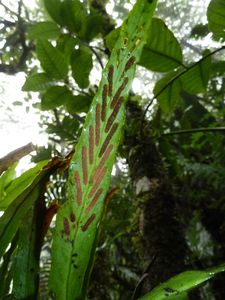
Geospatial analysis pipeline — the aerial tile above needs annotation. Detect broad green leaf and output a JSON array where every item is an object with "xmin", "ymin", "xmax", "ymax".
[
  {"xmin": 66, "ymin": 95, "xmax": 92, "ymax": 113},
  {"xmin": 154, "ymin": 71, "xmax": 182, "ymax": 113},
  {"xmin": 36, "ymin": 40, "xmax": 68, "ymax": 79},
  {"xmin": 60, "ymin": 0, "xmax": 86, "ymax": 34},
  {"xmin": 22, "ymin": 73, "xmax": 55, "ymax": 92},
  {"xmin": 57, "ymin": 34, "xmax": 77, "ymax": 63},
  {"xmin": 49, "ymin": 0, "xmax": 157, "ymax": 299},
  {"xmin": 43, "ymin": 0, "xmax": 62, "ymax": 25},
  {"xmin": 71, "ymin": 46, "xmax": 93, "ymax": 89},
  {"xmin": 0, "ymin": 161, "xmax": 47, "ymax": 210},
  {"xmin": 83, "ymin": 12, "xmax": 105, "ymax": 42},
  {"xmin": 139, "ymin": 264, "xmax": 225, "ymax": 300},
  {"xmin": 41, "ymin": 86, "xmax": 73, "ymax": 110},
  {"xmin": 180, "ymin": 50, "xmax": 211, "ymax": 94},
  {"xmin": 207, "ymin": 0, "xmax": 225, "ymax": 40},
  {"xmin": 140, "ymin": 18, "xmax": 183, "ymax": 72},
  {"xmin": 0, "ymin": 158, "xmax": 60, "ymax": 257},
  {"xmin": 28, "ymin": 21, "xmax": 60, "ymax": 40}
]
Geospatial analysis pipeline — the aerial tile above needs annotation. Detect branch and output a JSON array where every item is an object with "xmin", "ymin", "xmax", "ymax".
[
  {"xmin": 140, "ymin": 45, "xmax": 225, "ymax": 135},
  {"xmin": 162, "ymin": 127, "xmax": 225, "ymax": 136},
  {"xmin": 0, "ymin": 142, "xmax": 35, "ymax": 175}
]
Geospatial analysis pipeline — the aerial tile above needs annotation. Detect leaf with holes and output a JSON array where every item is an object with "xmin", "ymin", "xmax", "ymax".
[
  {"xmin": 49, "ymin": 0, "xmax": 157, "ymax": 299},
  {"xmin": 139, "ymin": 264, "xmax": 225, "ymax": 300}
]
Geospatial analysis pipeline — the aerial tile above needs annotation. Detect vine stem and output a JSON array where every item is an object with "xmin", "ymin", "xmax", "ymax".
[
  {"xmin": 140, "ymin": 45, "xmax": 225, "ymax": 137},
  {"xmin": 162, "ymin": 127, "xmax": 225, "ymax": 136}
]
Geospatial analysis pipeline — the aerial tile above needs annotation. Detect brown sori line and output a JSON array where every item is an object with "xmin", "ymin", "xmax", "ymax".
[
  {"xmin": 82, "ymin": 146, "xmax": 88, "ymax": 185},
  {"xmin": 63, "ymin": 217, "xmax": 70, "ymax": 236},
  {"xmin": 110, "ymin": 77, "xmax": 128, "ymax": 109},
  {"xmin": 101, "ymin": 84, "xmax": 108, "ymax": 122},
  {"xmin": 108, "ymin": 65, "xmax": 114, "ymax": 97},
  {"xmin": 99, "ymin": 123, "xmax": 119, "ymax": 158},
  {"xmin": 81, "ymin": 213, "xmax": 96, "ymax": 232},
  {"xmin": 85, "ymin": 188, "xmax": 103, "ymax": 214},
  {"xmin": 89, "ymin": 126, "xmax": 94, "ymax": 165},
  {"xmin": 95, "ymin": 104, "xmax": 101, "ymax": 146},
  {"xmin": 88, "ymin": 167, "xmax": 107, "ymax": 199},
  {"xmin": 74, "ymin": 171, "xmax": 82, "ymax": 206},
  {"xmin": 90, "ymin": 144, "xmax": 113, "ymax": 184},
  {"xmin": 105, "ymin": 97, "xmax": 123, "ymax": 133},
  {"xmin": 70, "ymin": 212, "xmax": 76, "ymax": 223},
  {"xmin": 124, "ymin": 56, "xmax": 135, "ymax": 72}
]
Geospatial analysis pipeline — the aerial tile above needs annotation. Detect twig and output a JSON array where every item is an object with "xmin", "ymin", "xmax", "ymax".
[
  {"xmin": 140, "ymin": 45, "xmax": 225, "ymax": 137},
  {"xmin": 132, "ymin": 254, "xmax": 158, "ymax": 300},
  {"xmin": 89, "ymin": 46, "xmax": 104, "ymax": 69},
  {"xmin": 0, "ymin": 142, "xmax": 35, "ymax": 175},
  {"xmin": 162, "ymin": 127, "xmax": 225, "ymax": 136}
]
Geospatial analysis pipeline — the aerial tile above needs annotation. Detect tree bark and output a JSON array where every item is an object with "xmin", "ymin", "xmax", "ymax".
[{"xmin": 125, "ymin": 100, "xmax": 187, "ymax": 296}]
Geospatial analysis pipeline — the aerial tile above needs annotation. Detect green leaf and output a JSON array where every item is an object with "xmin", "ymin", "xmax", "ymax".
[
  {"xmin": 66, "ymin": 95, "xmax": 92, "ymax": 113},
  {"xmin": 154, "ymin": 71, "xmax": 182, "ymax": 113},
  {"xmin": 12, "ymin": 208, "xmax": 39, "ymax": 299},
  {"xmin": 0, "ymin": 159, "xmax": 60, "ymax": 258},
  {"xmin": 41, "ymin": 86, "xmax": 73, "ymax": 110},
  {"xmin": 0, "ymin": 235, "xmax": 18, "ymax": 297},
  {"xmin": 28, "ymin": 21, "xmax": 60, "ymax": 40},
  {"xmin": 22, "ymin": 73, "xmax": 55, "ymax": 92},
  {"xmin": 36, "ymin": 40, "xmax": 68, "ymax": 79},
  {"xmin": 0, "ymin": 162, "xmax": 17, "ymax": 202},
  {"xmin": 43, "ymin": 0, "xmax": 62, "ymax": 25},
  {"xmin": 140, "ymin": 18, "xmax": 183, "ymax": 72},
  {"xmin": 139, "ymin": 264, "xmax": 225, "ymax": 300},
  {"xmin": 105, "ymin": 27, "xmax": 120, "ymax": 51},
  {"xmin": 57, "ymin": 34, "xmax": 77, "ymax": 63},
  {"xmin": 49, "ymin": 0, "xmax": 157, "ymax": 299},
  {"xmin": 180, "ymin": 50, "xmax": 211, "ymax": 94},
  {"xmin": 82, "ymin": 11, "xmax": 105, "ymax": 42},
  {"xmin": 0, "ymin": 161, "xmax": 47, "ymax": 210},
  {"xmin": 60, "ymin": 0, "xmax": 86, "ymax": 34},
  {"xmin": 71, "ymin": 46, "xmax": 93, "ymax": 89},
  {"xmin": 207, "ymin": 0, "xmax": 225, "ymax": 40}
]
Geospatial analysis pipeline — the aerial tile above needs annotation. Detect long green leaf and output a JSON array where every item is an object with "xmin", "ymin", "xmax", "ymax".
[
  {"xmin": 0, "ymin": 159, "xmax": 60, "ymax": 257},
  {"xmin": 139, "ymin": 264, "xmax": 225, "ymax": 300},
  {"xmin": 12, "ymin": 207, "xmax": 41, "ymax": 299},
  {"xmin": 0, "ymin": 161, "xmax": 47, "ymax": 210},
  {"xmin": 49, "ymin": 1, "xmax": 157, "ymax": 299}
]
